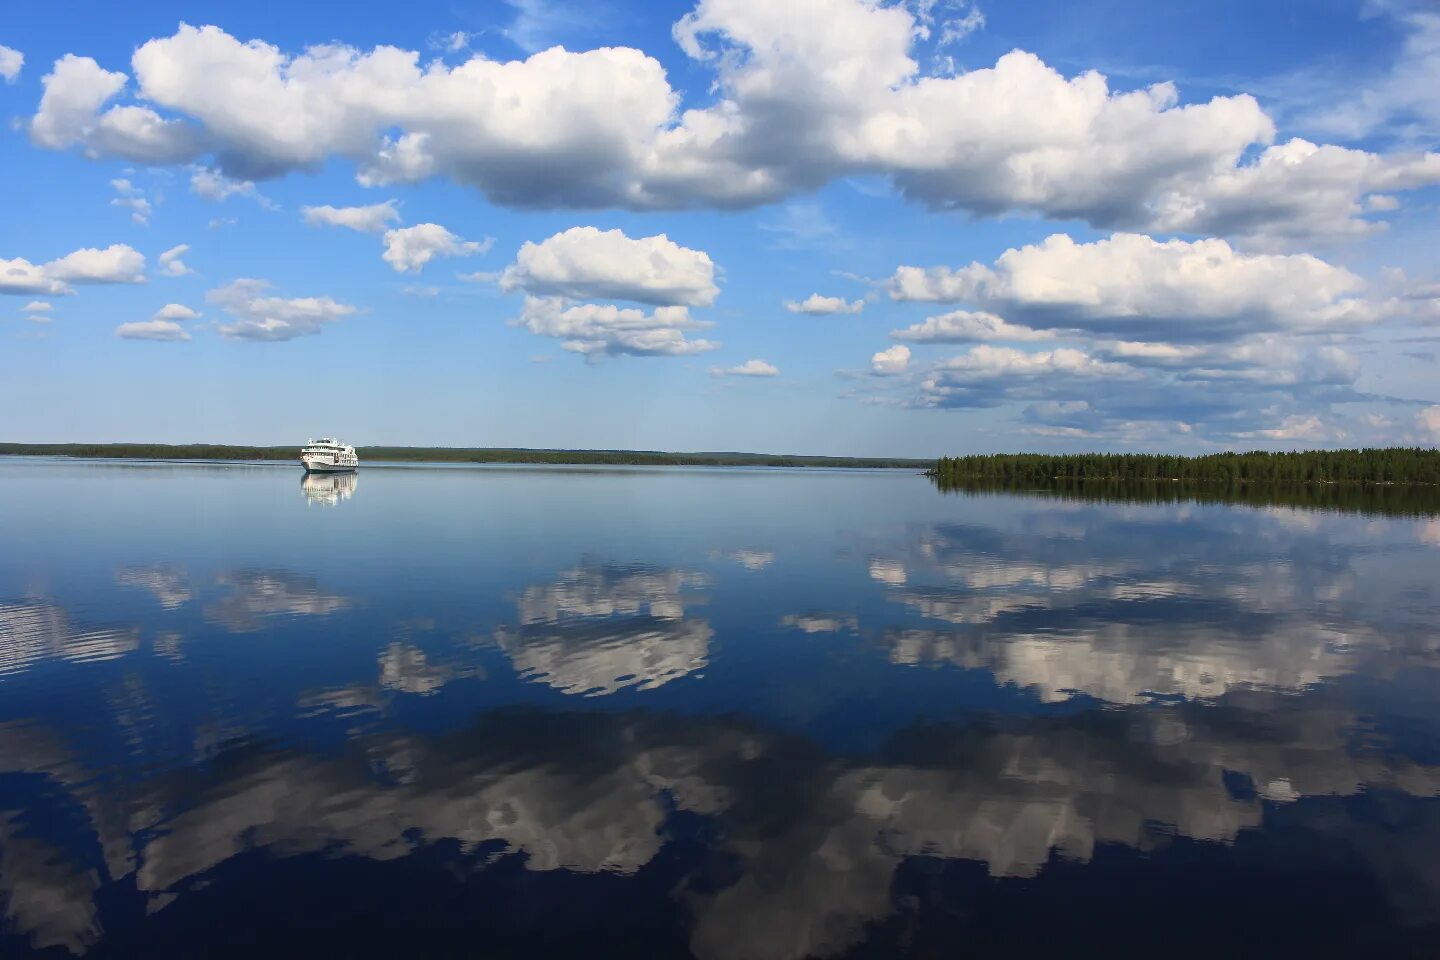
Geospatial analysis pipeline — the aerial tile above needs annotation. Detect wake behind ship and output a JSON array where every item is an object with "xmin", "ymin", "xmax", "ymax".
[{"xmin": 300, "ymin": 437, "xmax": 358, "ymax": 473}]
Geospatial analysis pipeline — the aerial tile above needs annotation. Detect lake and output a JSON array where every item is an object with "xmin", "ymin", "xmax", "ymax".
[{"xmin": 2, "ymin": 457, "xmax": 1438, "ymax": 957}]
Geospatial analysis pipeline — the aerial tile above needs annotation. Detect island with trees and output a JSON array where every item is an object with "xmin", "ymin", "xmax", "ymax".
[{"xmin": 929, "ymin": 449, "xmax": 1440, "ymax": 486}]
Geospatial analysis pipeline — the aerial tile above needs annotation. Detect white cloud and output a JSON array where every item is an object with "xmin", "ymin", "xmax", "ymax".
[
  {"xmin": 936, "ymin": 344, "xmax": 1132, "ymax": 379},
  {"xmin": 0, "ymin": 258, "xmax": 68, "ymax": 296},
  {"xmin": 887, "ymin": 233, "xmax": 1382, "ymax": 342},
  {"xmin": 190, "ymin": 167, "xmax": 273, "ymax": 207},
  {"xmin": 871, "ymin": 344, "xmax": 910, "ymax": 375},
  {"xmin": 302, "ymin": 200, "xmax": 400, "ymax": 232},
  {"xmin": 380, "ymin": 223, "xmax": 491, "ymax": 273},
  {"xmin": 110, "ymin": 178, "xmax": 153, "ymax": 224},
  {"xmin": 1146, "ymin": 138, "xmax": 1440, "ymax": 248},
  {"xmin": 710, "ymin": 358, "xmax": 778, "ymax": 377},
  {"xmin": 785, "ymin": 293, "xmax": 863, "ymax": 315},
  {"xmin": 116, "ymin": 301, "xmax": 201, "ymax": 341},
  {"xmin": 207, "ymin": 278, "xmax": 356, "ymax": 341},
  {"xmin": 1299, "ymin": 8, "xmax": 1440, "ymax": 143},
  {"xmin": 500, "ymin": 227, "xmax": 719, "ymax": 307},
  {"xmin": 43, "ymin": 244, "xmax": 146, "ymax": 284},
  {"xmin": 1419, "ymin": 405, "xmax": 1440, "ymax": 442},
  {"xmin": 1233, "ymin": 414, "xmax": 1329, "ymax": 442},
  {"xmin": 2, "ymin": 244, "xmax": 145, "ymax": 294},
  {"xmin": 891, "ymin": 309, "xmax": 1051, "ymax": 343},
  {"xmin": 429, "ymin": 30, "xmax": 476, "ymax": 54},
  {"xmin": 115, "ymin": 318, "xmax": 189, "ymax": 341},
  {"xmin": 28, "ymin": 10, "xmax": 1433, "ymax": 242},
  {"xmin": 30, "ymin": 54, "xmax": 202, "ymax": 163},
  {"xmin": 157, "ymin": 244, "xmax": 192, "ymax": 276},
  {"xmin": 155, "ymin": 303, "xmax": 200, "ymax": 320},
  {"xmin": 515, "ymin": 295, "xmax": 718, "ymax": 358},
  {"xmin": 0, "ymin": 44, "xmax": 22, "ymax": 83},
  {"xmin": 23, "ymin": 301, "xmax": 52, "ymax": 313}
]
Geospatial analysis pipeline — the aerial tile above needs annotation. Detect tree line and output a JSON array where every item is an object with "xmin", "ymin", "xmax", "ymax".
[
  {"xmin": 929, "ymin": 448, "xmax": 1440, "ymax": 486},
  {"xmin": 0, "ymin": 443, "xmax": 930, "ymax": 470}
]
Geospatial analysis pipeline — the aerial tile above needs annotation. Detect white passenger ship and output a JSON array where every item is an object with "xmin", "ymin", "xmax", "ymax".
[{"xmin": 300, "ymin": 438, "xmax": 359, "ymax": 473}]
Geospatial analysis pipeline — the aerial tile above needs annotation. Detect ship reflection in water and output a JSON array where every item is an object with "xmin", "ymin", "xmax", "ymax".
[
  {"xmin": 301, "ymin": 470, "xmax": 358, "ymax": 506},
  {"xmin": 1, "ymin": 458, "xmax": 1439, "ymax": 957}
]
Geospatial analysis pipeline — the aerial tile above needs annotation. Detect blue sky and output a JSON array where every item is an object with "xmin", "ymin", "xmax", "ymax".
[{"xmin": 1, "ymin": 0, "xmax": 1437, "ymax": 456}]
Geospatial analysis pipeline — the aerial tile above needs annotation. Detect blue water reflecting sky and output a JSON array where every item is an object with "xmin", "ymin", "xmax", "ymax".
[{"xmin": 1, "ymin": 458, "xmax": 1438, "ymax": 956}]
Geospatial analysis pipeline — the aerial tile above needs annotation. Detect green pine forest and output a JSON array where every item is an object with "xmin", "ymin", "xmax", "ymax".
[{"xmin": 929, "ymin": 448, "xmax": 1440, "ymax": 486}]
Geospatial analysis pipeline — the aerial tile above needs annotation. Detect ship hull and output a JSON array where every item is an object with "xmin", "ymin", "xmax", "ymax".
[{"xmin": 300, "ymin": 457, "xmax": 357, "ymax": 474}]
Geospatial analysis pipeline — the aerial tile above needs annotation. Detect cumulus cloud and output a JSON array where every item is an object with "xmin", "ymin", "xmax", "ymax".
[
  {"xmin": 302, "ymin": 200, "xmax": 400, "ymax": 232},
  {"xmin": 515, "ymin": 295, "xmax": 718, "ymax": 358},
  {"xmin": 497, "ymin": 228, "xmax": 723, "ymax": 360},
  {"xmin": 116, "ymin": 302, "xmax": 200, "ymax": 341},
  {"xmin": 380, "ymin": 223, "xmax": 491, "ymax": 273},
  {"xmin": 2, "ymin": 244, "xmax": 145, "ymax": 294},
  {"xmin": 23, "ymin": 301, "xmax": 52, "ymax": 313},
  {"xmin": 154, "ymin": 302, "xmax": 200, "ymax": 320},
  {"xmin": 25, "ymin": 7, "xmax": 1435, "ymax": 242},
  {"xmin": 500, "ymin": 227, "xmax": 719, "ymax": 306},
  {"xmin": 43, "ymin": 244, "xmax": 147, "ymax": 285},
  {"xmin": 157, "ymin": 244, "xmax": 192, "ymax": 276},
  {"xmin": 871, "ymin": 344, "xmax": 910, "ymax": 375},
  {"xmin": 30, "ymin": 55, "xmax": 203, "ymax": 163},
  {"xmin": 891, "ymin": 308, "xmax": 1051, "ymax": 343},
  {"xmin": 854, "ymin": 324, "xmax": 1376, "ymax": 446},
  {"xmin": 207, "ymin": 278, "xmax": 356, "ymax": 341},
  {"xmin": 0, "ymin": 44, "xmax": 21, "ymax": 83},
  {"xmin": 887, "ymin": 233, "xmax": 1388, "ymax": 342},
  {"xmin": 710, "ymin": 358, "xmax": 778, "ymax": 377},
  {"xmin": 785, "ymin": 293, "xmax": 863, "ymax": 315},
  {"xmin": 0, "ymin": 259, "xmax": 68, "ymax": 295}
]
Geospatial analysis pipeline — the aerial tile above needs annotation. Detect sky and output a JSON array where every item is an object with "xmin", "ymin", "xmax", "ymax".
[{"xmin": 1, "ymin": 0, "xmax": 1438, "ymax": 457}]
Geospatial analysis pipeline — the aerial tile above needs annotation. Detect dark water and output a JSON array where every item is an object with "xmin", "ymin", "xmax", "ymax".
[{"xmin": 2, "ymin": 458, "xmax": 1439, "ymax": 958}]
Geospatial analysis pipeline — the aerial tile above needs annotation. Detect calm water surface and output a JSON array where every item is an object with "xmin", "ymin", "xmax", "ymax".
[{"xmin": 2, "ymin": 458, "xmax": 1439, "ymax": 957}]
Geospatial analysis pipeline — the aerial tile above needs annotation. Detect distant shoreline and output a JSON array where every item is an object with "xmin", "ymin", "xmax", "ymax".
[{"xmin": 0, "ymin": 443, "xmax": 931, "ymax": 470}]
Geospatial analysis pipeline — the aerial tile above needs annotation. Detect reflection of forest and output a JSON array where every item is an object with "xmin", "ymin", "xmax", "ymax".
[
  {"xmin": 0, "ymin": 690, "xmax": 1437, "ymax": 958},
  {"xmin": 931, "ymin": 476, "xmax": 1440, "ymax": 517}
]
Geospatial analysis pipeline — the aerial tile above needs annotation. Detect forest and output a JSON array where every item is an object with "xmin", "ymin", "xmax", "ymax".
[
  {"xmin": 0, "ymin": 443, "xmax": 930, "ymax": 470},
  {"xmin": 929, "ymin": 449, "xmax": 1440, "ymax": 486}
]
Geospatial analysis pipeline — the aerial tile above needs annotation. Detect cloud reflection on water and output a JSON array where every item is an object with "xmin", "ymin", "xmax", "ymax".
[
  {"xmin": 202, "ymin": 570, "xmax": 351, "ymax": 633},
  {"xmin": 866, "ymin": 506, "xmax": 1440, "ymax": 705},
  {"xmin": 0, "ymin": 690, "xmax": 1438, "ymax": 958},
  {"xmin": 494, "ymin": 559, "xmax": 712, "ymax": 696},
  {"xmin": 0, "ymin": 600, "xmax": 139, "ymax": 677}
]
